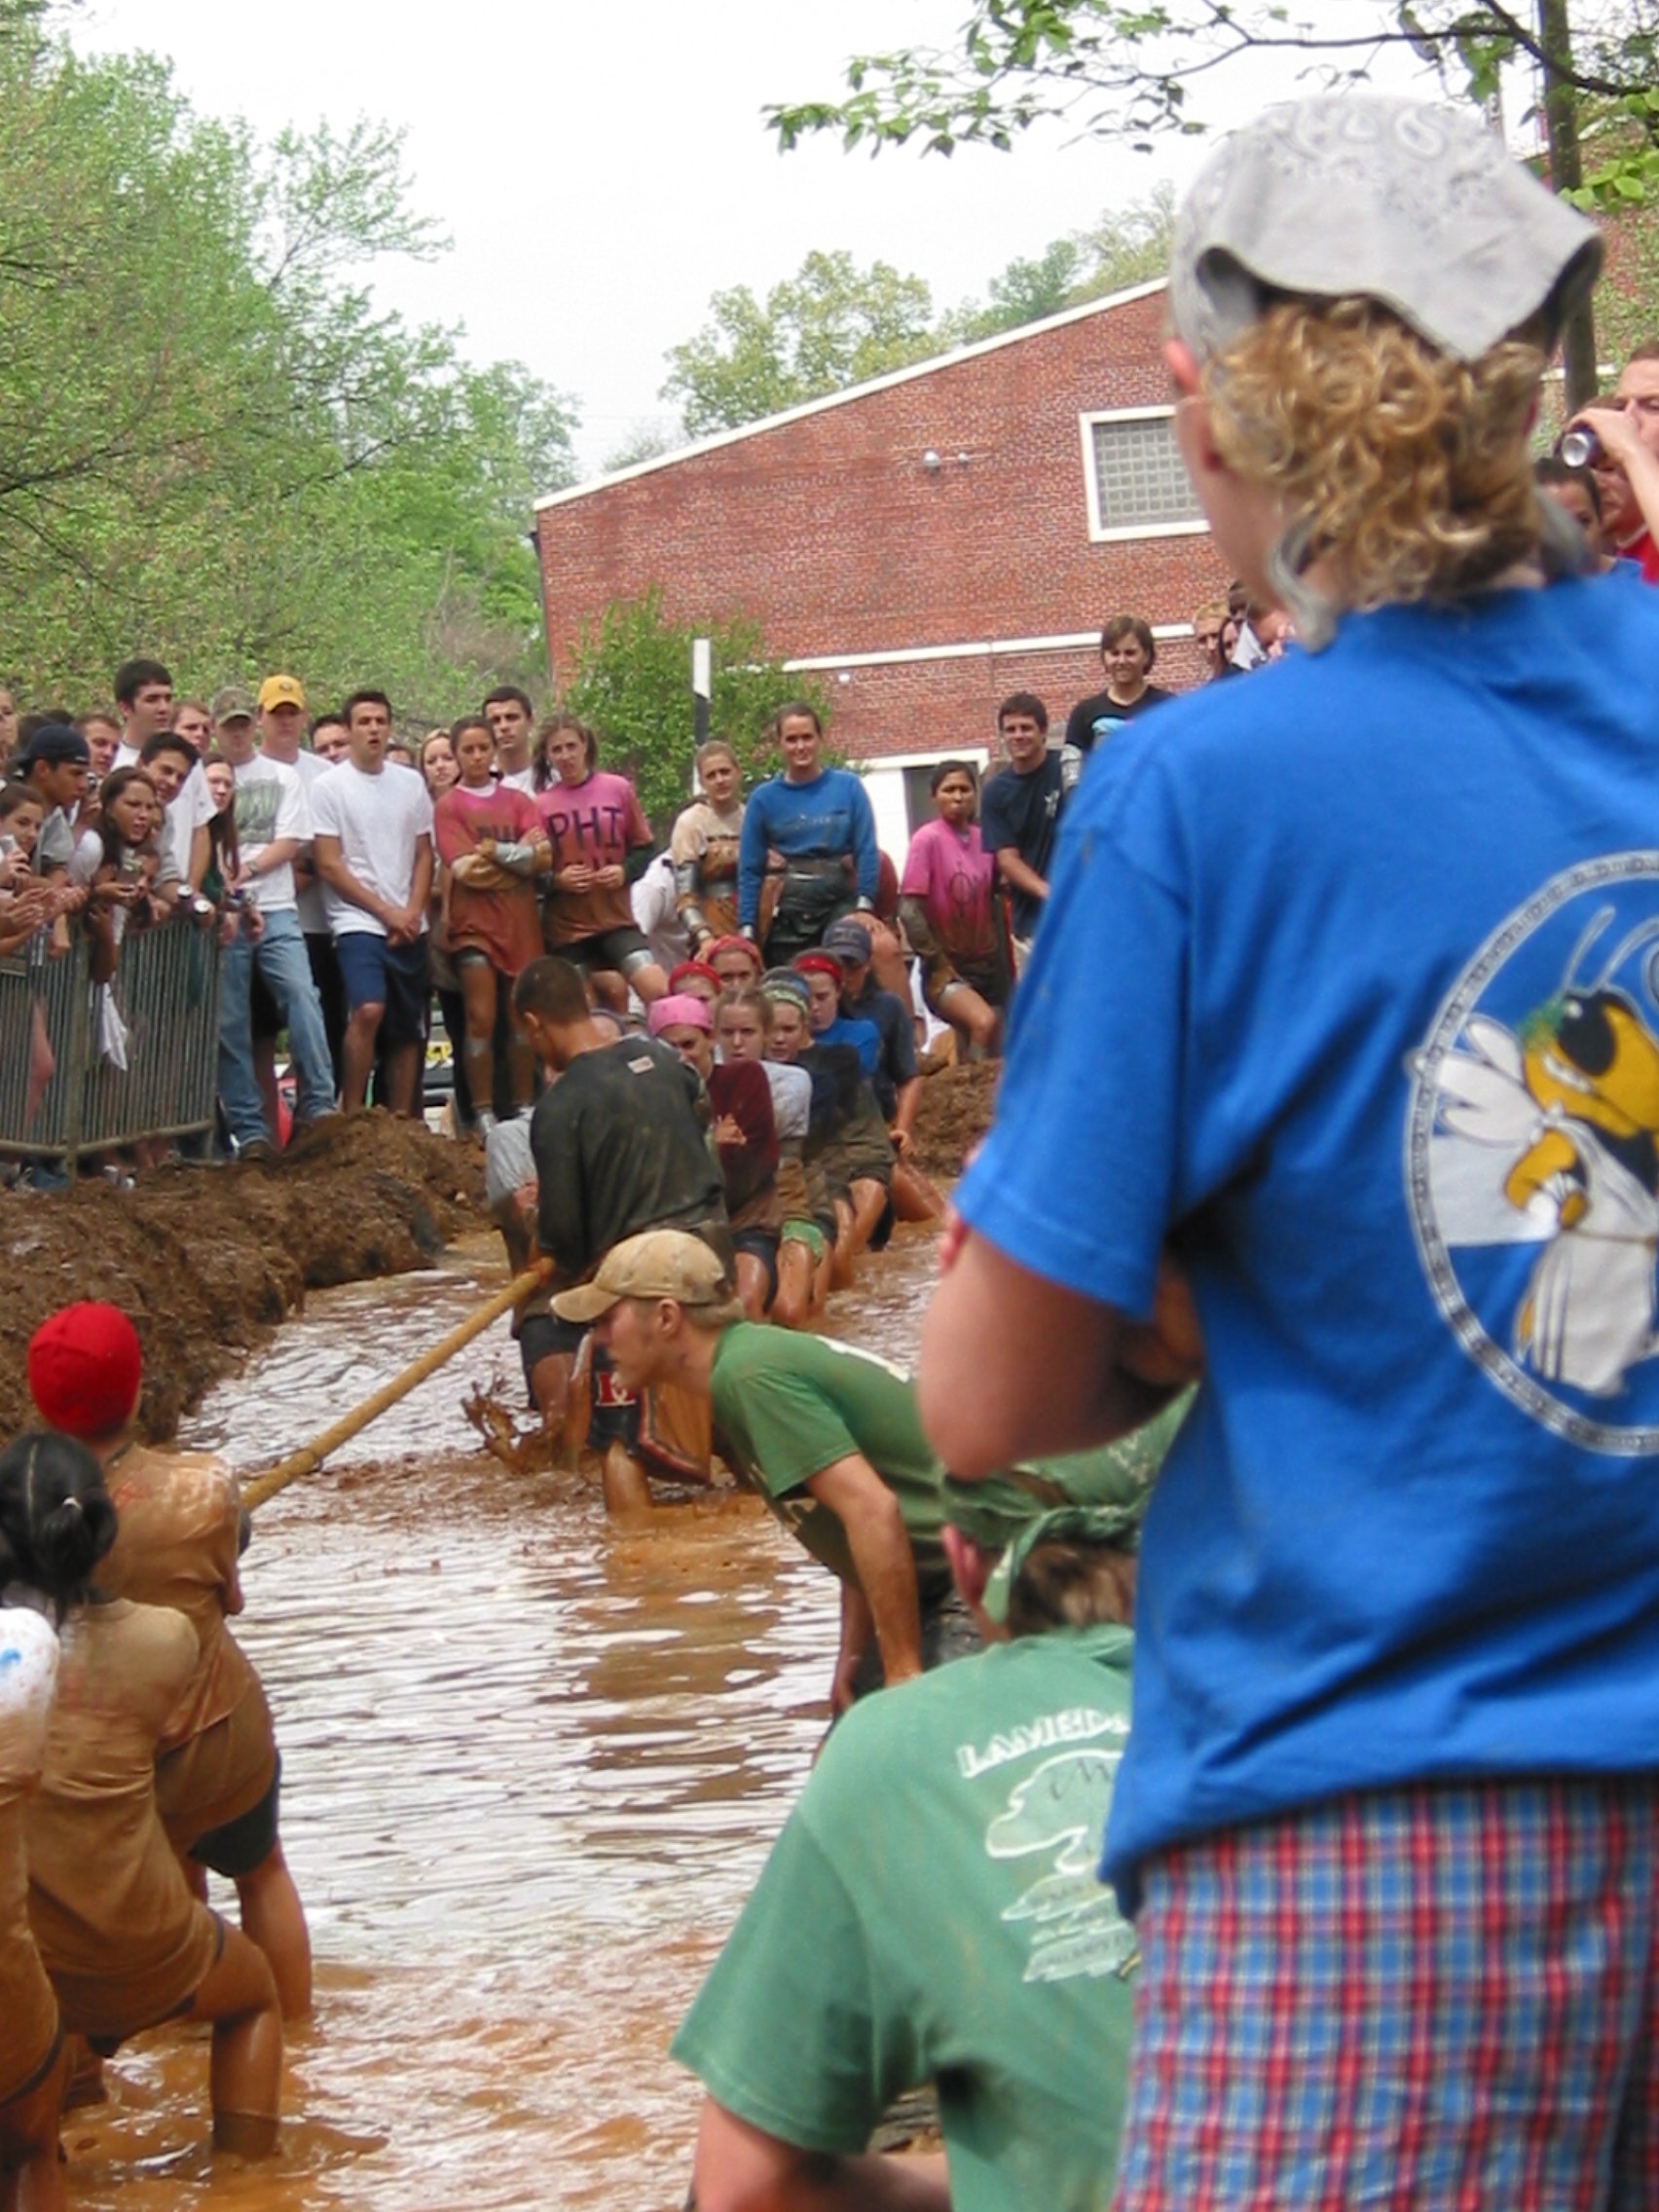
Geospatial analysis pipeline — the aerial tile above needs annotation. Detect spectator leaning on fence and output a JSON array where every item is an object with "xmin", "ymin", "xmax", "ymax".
[
  {"xmin": 209, "ymin": 688, "xmax": 337, "ymax": 1153},
  {"xmin": 137, "ymin": 734, "xmax": 210, "ymax": 917},
  {"xmin": 310, "ymin": 689, "xmax": 434, "ymax": 1118},
  {"xmin": 113, "ymin": 660, "xmax": 212, "ymax": 895},
  {"xmin": 78, "ymin": 710, "xmax": 120, "ymax": 789},
  {"xmin": 16, "ymin": 726, "xmax": 89, "ymax": 877}
]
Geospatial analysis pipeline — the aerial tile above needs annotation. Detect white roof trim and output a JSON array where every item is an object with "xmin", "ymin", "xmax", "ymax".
[
  {"xmin": 535, "ymin": 277, "xmax": 1170, "ymax": 513},
  {"xmin": 782, "ymin": 622, "xmax": 1192, "ymax": 674}
]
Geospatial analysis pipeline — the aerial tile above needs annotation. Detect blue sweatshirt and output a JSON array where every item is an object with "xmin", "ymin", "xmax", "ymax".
[{"xmin": 737, "ymin": 768, "xmax": 878, "ymax": 928}]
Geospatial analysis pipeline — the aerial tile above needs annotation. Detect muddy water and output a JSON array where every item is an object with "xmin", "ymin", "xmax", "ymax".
[{"xmin": 62, "ymin": 1226, "xmax": 942, "ymax": 2212}]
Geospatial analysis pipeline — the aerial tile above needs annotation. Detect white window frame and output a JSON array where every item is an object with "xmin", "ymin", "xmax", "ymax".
[{"xmin": 1079, "ymin": 405, "xmax": 1210, "ymax": 544}]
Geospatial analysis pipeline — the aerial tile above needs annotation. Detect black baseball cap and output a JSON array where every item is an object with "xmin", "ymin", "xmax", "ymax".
[{"xmin": 18, "ymin": 724, "xmax": 90, "ymax": 768}]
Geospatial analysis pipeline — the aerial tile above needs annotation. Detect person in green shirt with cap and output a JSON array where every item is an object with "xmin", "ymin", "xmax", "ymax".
[
  {"xmin": 669, "ymin": 1403, "xmax": 1188, "ymax": 2212},
  {"xmin": 555, "ymin": 1228, "xmax": 969, "ymax": 1714}
]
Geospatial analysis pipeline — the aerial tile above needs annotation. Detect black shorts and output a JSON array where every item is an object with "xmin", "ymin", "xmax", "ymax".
[
  {"xmin": 554, "ymin": 927, "xmax": 656, "ymax": 979},
  {"xmin": 519, "ymin": 1308, "xmax": 586, "ymax": 1392},
  {"xmin": 189, "ymin": 1757, "xmax": 281, "ymax": 1879},
  {"xmin": 586, "ymin": 1341, "xmax": 643, "ymax": 1452},
  {"xmin": 921, "ymin": 945, "xmax": 1010, "ymax": 1016},
  {"xmin": 849, "ymin": 1585, "xmax": 977, "ymax": 1702},
  {"xmin": 731, "ymin": 1225, "xmax": 779, "ymax": 1309}
]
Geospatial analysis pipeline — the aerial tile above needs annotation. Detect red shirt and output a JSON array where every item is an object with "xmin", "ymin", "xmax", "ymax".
[
  {"xmin": 433, "ymin": 784, "xmax": 544, "ymax": 977},
  {"xmin": 1615, "ymin": 526, "xmax": 1659, "ymax": 583}
]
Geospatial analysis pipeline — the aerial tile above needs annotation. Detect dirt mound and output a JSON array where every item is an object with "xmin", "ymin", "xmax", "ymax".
[
  {"xmin": 0, "ymin": 1113, "xmax": 486, "ymax": 1446},
  {"xmin": 909, "ymin": 1059, "xmax": 998, "ymax": 1179}
]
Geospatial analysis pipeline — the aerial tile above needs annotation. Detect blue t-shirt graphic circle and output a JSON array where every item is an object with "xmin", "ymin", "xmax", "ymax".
[{"xmin": 1408, "ymin": 850, "xmax": 1659, "ymax": 1454}]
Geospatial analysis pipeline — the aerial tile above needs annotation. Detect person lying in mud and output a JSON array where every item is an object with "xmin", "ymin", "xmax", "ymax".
[
  {"xmin": 555, "ymin": 1228, "xmax": 976, "ymax": 1709},
  {"xmin": 25, "ymin": 1301, "xmax": 311, "ymax": 2019},
  {"xmin": 492, "ymin": 956, "xmax": 732, "ymax": 1514},
  {"xmin": 647, "ymin": 992, "xmax": 782, "ymax": 1324},
  {"xmin": 2, "ymin": 1430, "xmax": 283, "ymax": 2162},
  {"xmin": 673, "ymin": 1409, "xmax": 1187, "ymax": 2212}
]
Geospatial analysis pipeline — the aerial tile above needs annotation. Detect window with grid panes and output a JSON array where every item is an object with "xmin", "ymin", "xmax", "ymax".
[{"xmin": 1088, "ymin": 414, "xmax": 1202, "ymax": 533}]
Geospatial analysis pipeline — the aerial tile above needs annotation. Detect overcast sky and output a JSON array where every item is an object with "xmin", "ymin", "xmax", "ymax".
[{"xmin": 78, "ymin": 1, "xmax": 1453, "ymax": 481}]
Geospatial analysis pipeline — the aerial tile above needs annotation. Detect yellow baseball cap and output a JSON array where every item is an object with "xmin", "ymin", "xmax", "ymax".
[
  {"xmin": 257, "ymin": 674, "xmax": 306, "ymax": 713},
  {"xmin": 551, "ymin": 1230, "xmax": 740, "ymax": 1326}
]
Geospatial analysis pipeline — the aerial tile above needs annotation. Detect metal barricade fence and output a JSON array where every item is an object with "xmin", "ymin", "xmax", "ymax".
[{"xmin": 0, "ymin": 918, "xmax": 220, "ymax": 1179}]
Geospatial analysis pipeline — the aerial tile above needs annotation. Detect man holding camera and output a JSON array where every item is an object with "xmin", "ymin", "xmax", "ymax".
[{"xmin": 1567, "ymin": 346, "xmax": 1659, "ymax": 581}]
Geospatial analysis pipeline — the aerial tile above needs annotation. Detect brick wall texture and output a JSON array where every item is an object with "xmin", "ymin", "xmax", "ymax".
[{"xmin": 536, "ymin": 285, "xmax": 1233, "ymax": 759}]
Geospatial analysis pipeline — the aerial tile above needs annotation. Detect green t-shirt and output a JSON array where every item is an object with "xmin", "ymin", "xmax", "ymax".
[
  {"xmin": 672, "ymin": 1624, "xmax": 1135, "ymax": 2211},
  {"xmin": 709, "ymin": 1324, "xmax": 948, "ymax": 1595}
]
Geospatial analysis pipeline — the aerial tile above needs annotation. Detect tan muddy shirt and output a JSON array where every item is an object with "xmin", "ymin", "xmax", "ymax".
[
  {"xmin": 98, "ymin": 1445, "xmax": 256, "ymax": 1753},
  {"xmin": 27, "ymin": 1599, "xmax": 219, "ymax": 2037}
]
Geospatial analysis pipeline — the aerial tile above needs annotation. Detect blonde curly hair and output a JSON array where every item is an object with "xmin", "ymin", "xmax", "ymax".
[{"xmin": 1203, "ymin": 297, "xmax": 1546, "ymax": 624}]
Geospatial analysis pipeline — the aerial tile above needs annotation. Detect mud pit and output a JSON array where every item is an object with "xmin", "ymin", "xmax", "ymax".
[
  {"xmin": 56, "ymin": 1227, "xmax": 947, "ymax": 2212},
  {"xmin": 0, "ymin": 1061, "xmax": 997, "ymax": 1449},
  {"xmin": 0, "ymin": 1115, "xmax": 485, "ymax": 1443},
  {"xmin": 908, "ymin": 1058, "xmax": 997, "ymax": 1180}
]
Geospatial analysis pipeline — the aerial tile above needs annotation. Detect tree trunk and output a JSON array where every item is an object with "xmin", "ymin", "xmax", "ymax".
[{"xmin": 1537, "ymin": 0, "xmax": 1599, "ymax": 408}]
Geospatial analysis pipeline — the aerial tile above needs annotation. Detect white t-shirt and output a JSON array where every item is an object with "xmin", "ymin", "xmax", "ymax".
[
  {"xmin": 152, "ymin": 761, "xmax": 214, "ymax": 889},
  {"xmin": 631, "ymin": 850, "xmax": 689, "ymax": 974},
  {"xmin": 762, "ymin": 1059, "xmax": 812, "ymax": 1143},
  {"xmin": 231, "ymin": 755, "xmax": 309, "ymax": 912},
  {"xmin": 0, "ymin": 1603, "xmax": 58, "ymax": 1793},
  {"xmin": 270, "ymin": 747, "xmax": 332, "ymax": 934},
  {"xmin": 498, "ymin": 765, "xmax": 538, "ymax": 796},
  {"xmin": 310, "ymin": 760, "xmax": 434, "ymax": 939}
]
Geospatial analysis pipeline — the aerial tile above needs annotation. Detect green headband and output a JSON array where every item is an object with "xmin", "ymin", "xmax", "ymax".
[
  {"xmin": 943, "ymin": 1389, "xmax": 1194, "ymax": 1593},
  {"xmin": 982, "ymin": 1504, "xmax": 1147, "ymax": 1624}
]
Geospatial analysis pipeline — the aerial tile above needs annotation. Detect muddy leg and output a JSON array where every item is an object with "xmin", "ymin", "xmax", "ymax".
[
  {"xmin": 236, "ymin": 1841, "xmax": 312, "ymax": 2021},
  {"xmin": 182, "ymin": 1927, "xmax": 282, "ymax": 2157},
  {"xmin": 734, "ymin": 1250, "xmax": 771, "ymax": 1322}
]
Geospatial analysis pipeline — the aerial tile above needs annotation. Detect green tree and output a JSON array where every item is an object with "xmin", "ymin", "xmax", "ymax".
[
  {"xmin": 561, "ymin": 590, "xmax": 831, "ymax": 825},
  {"xmin": 602, "ymin": 421, "xmax": 683, "ymax": 471},
  {"xmin": 662, "ymin": 248, "xmax": 938, "ymax": 434},
  {"xmin": 0, "ymin": 21, "xmax": 577, "ymax": 718},
  {"xmin": 767, "ymin": 1, "xmax": 1659, "ymax": 407},
  {"xmin": 946, "ymin": 184, "xmax": 1176, "ymax": 338}
]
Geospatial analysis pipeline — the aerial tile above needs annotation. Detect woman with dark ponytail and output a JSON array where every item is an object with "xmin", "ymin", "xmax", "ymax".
[
  {"xmin": 0, "ymin": 1430, "xmax": 283, "ymax": 2163},
  {"xmin": 0, "ymin": 1435, "xmax": 79, "ymax": 2211}
]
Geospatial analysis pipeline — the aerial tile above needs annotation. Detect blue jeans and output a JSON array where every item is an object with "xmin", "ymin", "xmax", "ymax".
[{"xmin": 218, "ymin": 908, "xmax": 337, "ymax": 1143}]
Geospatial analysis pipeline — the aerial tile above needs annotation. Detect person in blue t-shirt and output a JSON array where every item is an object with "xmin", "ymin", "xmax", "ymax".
[
  {"xmin": 738, "ymin": 704, "xmax": 878, "ymax": 965},
  {"xmin": 918, "ymin": 93, "xmax": 1659, "ymax": 2210}
]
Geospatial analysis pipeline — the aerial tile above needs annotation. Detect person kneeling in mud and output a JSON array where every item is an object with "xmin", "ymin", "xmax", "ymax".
[
  {"xmin": 494, "ymin": 957, "xmax": 732, "ymax": 1515},
  {"xmin": 673, "ymin": 1397, "xmax": 1190, "ymax": 2212},
  {"xmin": 557, "ymin": 1230, "xmax": 976, "ymax": 1710},
  {"xmin": 4, "ymin": 1432, "xmax": 283, "ymax": 2162},
  {"xmin": 649, "ymin": 993, "xmax": 783, "ymax": 1323},
  {"xmin": 793, "ymin": 954, "xmax": 895, "ymax": 1291},
  {"xmin": 25, "ymin": 1303, "xmax": 311, "ymax": 2020}
]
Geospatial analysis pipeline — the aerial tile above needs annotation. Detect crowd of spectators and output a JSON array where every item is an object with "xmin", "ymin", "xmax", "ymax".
[{"xmin": 2, "ymin": 436, "xmax": 1628, "ymax": 1209}]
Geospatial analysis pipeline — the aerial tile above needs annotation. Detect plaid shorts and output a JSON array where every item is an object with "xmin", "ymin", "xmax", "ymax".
[{"xmin": 1113, "ymin": 1776, "xmax": 1659, "ymax": 2212}]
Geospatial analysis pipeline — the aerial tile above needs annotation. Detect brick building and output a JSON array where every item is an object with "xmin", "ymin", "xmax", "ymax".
[{"xmin": 535, "ymin": 278, "xmax": 1231, "ymax": 856}]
